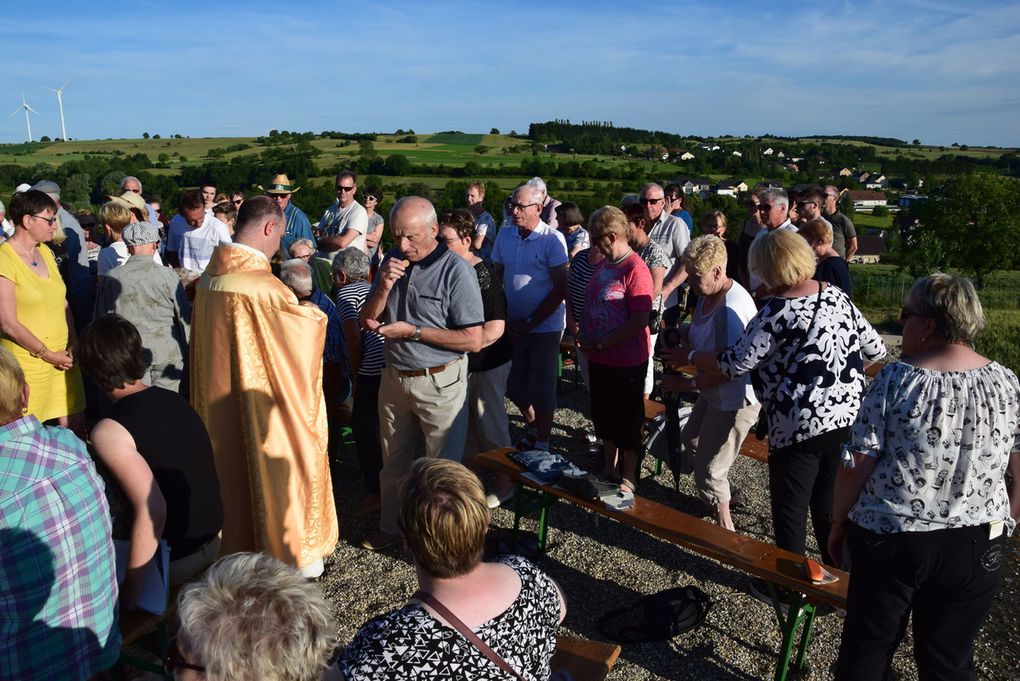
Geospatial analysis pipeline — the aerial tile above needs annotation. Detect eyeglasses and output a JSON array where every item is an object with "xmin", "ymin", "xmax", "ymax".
[
  {"xmin": 900, "ymin": 306, "xmax": 925, "ymax": 321},
  {"xmin": 268, "ymin": 194, "xmax": 289, "ymax": 201},
  {"xmin": 127, "ymin": 188, "xmax": 141, "ymax": 194},
  {"xmin": 510, "ymin": 202, "xmax": 538, "ymax": 212},
  {"xmin": 31, "ymin": 214, "xmax": 59, "ymax": 225},
  {"xmin": 436, "ymin": 236, "xmax": 461, "ymax": 244},
  {"xmin": 164, "ymin": 636, "xmax": 205, "ymax": 675},
  {"xmin": 796, "ymin": 201, "xmax": 816, "ymax": 208},
  {"xmin": 640, "ymin": 197, "xmax": 664, "ymax": 205},
  {"xmin": 757, "ymin": 204, "xmax": 773, "ymax": 212},
  {"xmin": 336, "ymin": 185, "xmax": 356, "ymax": 193},
  {"xmin": 232, "ymin": 199, "xmax": 243, "ymax": 205}
]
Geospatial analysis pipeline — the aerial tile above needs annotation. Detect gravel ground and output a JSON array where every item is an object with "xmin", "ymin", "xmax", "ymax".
[{"xmin": 320, "ymin": 346, "xmax": 1018, "ymax": 680}]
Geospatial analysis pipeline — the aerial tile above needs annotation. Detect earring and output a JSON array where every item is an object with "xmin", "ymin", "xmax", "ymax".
[{"xmin": 22, "ymin": 407, "xmax": 28, "ymax": 414}]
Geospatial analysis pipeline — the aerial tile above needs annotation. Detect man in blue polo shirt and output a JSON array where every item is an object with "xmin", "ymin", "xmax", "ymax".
[
  {"xmin": 359, "ymin": 196, "xmax": 484, "ymax": 550},
  {"xmin": 492, "ymin": 183, "xmax": 569, "ymax": 452}
]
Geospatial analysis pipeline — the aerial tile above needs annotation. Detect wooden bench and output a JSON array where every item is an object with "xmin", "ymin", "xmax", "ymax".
[
  {"xmin": 476, "ymin": 448, "xmax": 848, "ymax": 681},
  {"xmin": 552, "ymin": 634, "xmax": 622, "ymax": 681}
]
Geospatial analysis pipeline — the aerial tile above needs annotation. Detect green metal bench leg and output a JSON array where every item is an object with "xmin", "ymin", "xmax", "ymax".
[
  {"xmin": 509, "ymin": 484, "xmax": 555, "ymax": 552},
  {"xmin": 765, "ymin": 584, "xmax": 816, "ymax": 681}
]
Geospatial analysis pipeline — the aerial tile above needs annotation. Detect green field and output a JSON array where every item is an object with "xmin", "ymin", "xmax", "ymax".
[{"xmin": 853, "ymin": 264, "xmax": 1020, "ymax": 373}]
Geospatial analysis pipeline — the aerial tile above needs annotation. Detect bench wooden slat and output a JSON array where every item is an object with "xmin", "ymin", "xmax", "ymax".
[
  {"xmin": 477, "ymin": 448, "xmax": 847, "ymax": 610},
  {"xmin": 551, "ymin": 635, "xmax": 621, "ymax": 681}
]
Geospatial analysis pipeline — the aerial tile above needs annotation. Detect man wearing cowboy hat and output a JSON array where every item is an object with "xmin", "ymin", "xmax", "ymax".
[{"xmin": 258, "ymin": 173, "xmax": 315, "ymax": 259}]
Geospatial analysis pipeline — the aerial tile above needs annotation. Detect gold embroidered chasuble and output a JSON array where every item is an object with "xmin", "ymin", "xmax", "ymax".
[{"xmin": 190, "ymin": 243, "xmax": 338, "ymax": 568}]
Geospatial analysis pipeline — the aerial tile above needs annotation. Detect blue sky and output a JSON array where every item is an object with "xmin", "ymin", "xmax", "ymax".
[{"xmin": 2, "ymin": 0, "xmax": 1018, "ymax": 147}]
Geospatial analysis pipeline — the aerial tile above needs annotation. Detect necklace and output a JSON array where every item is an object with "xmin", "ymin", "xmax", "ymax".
[
  {"xmin": 608, "ymin": 248, "xmax": 633, "ymax": 265},
  {"xmin": 10, "ymin": 240, "xmax": 38, "ymax": 267}
]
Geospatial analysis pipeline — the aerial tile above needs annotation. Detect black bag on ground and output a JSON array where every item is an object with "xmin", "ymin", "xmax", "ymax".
[
  {"xmin": 484, "ymin": 528, "xmax": 542, "ymax": 562},
  {"xmin": 597, "ymin": 586, "xmax": 712, "ymax": 644}
]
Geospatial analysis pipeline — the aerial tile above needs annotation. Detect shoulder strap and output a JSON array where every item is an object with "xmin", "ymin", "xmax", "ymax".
[{"xmin": 412, "ymin": 590, "xmax": 526, "ymax": 681}]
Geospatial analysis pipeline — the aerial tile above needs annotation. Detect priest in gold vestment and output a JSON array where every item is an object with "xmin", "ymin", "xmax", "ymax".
[{"xmin": 190, "ymin": 196, "xmax": 338, "ymax": 577}]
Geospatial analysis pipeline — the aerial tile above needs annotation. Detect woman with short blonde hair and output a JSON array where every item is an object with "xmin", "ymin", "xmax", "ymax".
[
  {"xmin": 748, "ymin": 228, "xmax": 817, "ymax": 291},
  {"xmin": 663, "ymin": 235, "xmax": 760, "ymax": 531},
  {"xmin": 684, "ymin": 227, "xmax": 885, "ymax": 600},
  {"xmin": 339, "ymin": 459, "xmax": 566, "ymax": 680}
]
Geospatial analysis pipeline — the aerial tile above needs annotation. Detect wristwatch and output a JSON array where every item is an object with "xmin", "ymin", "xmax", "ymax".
[{"xmin": 412, "ymin": 326, "xmax": 423, "ymax": 342}]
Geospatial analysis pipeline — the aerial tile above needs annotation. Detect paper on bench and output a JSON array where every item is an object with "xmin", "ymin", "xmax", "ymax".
[
  {"xmin": 601, "ymin": 489, "xmax": 634, "ymax": 512},
  {"xmin": 114, "ymin": 538, "xmax": 170, "ymax": 615}
]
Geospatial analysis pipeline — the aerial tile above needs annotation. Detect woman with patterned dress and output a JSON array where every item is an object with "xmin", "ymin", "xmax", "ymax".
[
  {"xmin": 830, "ymin": 273, "xmax": 1020, "ymax": 680},
  {"xmin": 337, "ymin": 459, "xmax": 566, "ymax": 680},
  {"xmin": 0, "ymin": 190, "xmax": 85, "ymax": 432},
  {"xmin": 685, "ymin": 229, "xmax": 885, "ymax": 591}
]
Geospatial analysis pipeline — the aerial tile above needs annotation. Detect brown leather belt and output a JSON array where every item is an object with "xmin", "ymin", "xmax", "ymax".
[{"xmin": 396, "ymin": 359, "xmax": 457, "ymax": 378}]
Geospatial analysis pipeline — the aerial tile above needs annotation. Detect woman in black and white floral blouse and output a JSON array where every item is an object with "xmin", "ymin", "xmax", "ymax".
[
  {"xmin": 686, "ymin": 229, "xmax": 885, "ymax": 574},
  {"xmin": 829, "ymin": 273, "xmax": 1020, "ymax": 680},
  {"xmin": 337, "ymin": 459, "xmax": 566, "ymax": 681}
]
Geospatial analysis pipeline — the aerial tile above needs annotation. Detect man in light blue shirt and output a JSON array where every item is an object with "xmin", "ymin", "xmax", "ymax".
[{"xmin": 492, "ymin": 184, "xmax": 568, "ymax": 451}]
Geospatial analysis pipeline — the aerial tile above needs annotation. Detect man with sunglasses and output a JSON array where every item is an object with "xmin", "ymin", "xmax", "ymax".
[
  {"xmin": 747, "ymin": 187, "xmax": 798, "ymax": 295},
  {"xmin": 258, "ymin": 173, "xmax": 315, "ymax": 260},
  {"xmin": 823, "ymin": 185, "xmax": 858, "ymax": 260},
  {"xmin": 642, "ymin": 183, "xmax": 690, "ymax": 308},
  {"xmin": 664, "ymin": 182, "xmax": 694, "ymax": 233},
  {"xmin": 121, "ymin": 175, "xmax": 160, "ymax": 224},
  {"xmin": 319, "ymin": 170, "xmax": 369, "ymax": 256}
]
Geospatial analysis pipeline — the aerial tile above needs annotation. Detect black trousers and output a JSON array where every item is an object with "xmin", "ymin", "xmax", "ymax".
[
  {"xmin": 588, "ymin": 360, "xmax": 647, "ymax": 451},
  {"xmin": 836, "ymin": 523, "xmax": 1007, "ymax": 681},
  {"xmin": 767, "ymin": 435, "xmax": 842, "ymax": 565},
  {"xmin": 352, "ymin": 373, "xmax": 383, "ymax": 496}
]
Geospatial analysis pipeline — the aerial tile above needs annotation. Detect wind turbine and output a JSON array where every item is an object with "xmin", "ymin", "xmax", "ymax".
[
  {"xmin": 8, "ymin": 95, "xmax": 39, "ymax": 142},
  {"xmin": 43, "ymin": 80, "xmax": 70, "ymax": 140}
]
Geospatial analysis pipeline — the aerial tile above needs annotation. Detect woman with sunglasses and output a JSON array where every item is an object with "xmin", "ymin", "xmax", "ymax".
[
  {"xmin": 0, "ymin": 190, "xmax": 85, "ymax": 433},
  {"xmin": 830, "ymin": 273, "xmax": 1020, "ymax": 680}
]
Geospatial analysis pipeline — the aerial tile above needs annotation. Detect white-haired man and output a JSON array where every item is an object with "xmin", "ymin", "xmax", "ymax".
[
  {"xmin": 358, "ymin": 196, "xmax": 484, "ymax": 550},
  {"xmin": 121, "ymin": 175, "xmax": 159, "ymax": 223},
  {"xmin": 526, "ymin": 176, "xmax": 562, "ymax": 230},
  {"xmin": 642, "ymin": 182, "xmax": 690, "ymax": 308},
  {"xmin": 492, "ymin": 183, "xmax": 568, "ymax": 452}
]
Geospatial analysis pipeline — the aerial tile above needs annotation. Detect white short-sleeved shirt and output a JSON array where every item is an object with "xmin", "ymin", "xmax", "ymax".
[
  {"xmin": 319, "ymin": 201, "xmax": 369, "ymax": 254},
  {"xmin": 180, "ymin": 216, "xmax": 231, "ymax": 274},
  {"xmin": 492, "ymin": 221, "xmax": 568, "ymax": 333}
]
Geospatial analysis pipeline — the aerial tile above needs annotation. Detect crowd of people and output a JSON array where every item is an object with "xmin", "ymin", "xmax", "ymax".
[{"xmin": 0, "ymin": 170, "xmax": 1017, "ymax": 681}]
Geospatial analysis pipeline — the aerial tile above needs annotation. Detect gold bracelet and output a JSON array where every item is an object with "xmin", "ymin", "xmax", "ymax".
[{"xmin": 30, "ymin": 343, "xmax": 48, "ymax": 359}]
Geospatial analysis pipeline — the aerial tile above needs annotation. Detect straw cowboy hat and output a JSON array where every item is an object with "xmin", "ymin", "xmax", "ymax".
[
  {"xmin": 257, "ymin": 173, "xmax": 301, "ymax": 195},
  {"xmin": 106, "ymin": 190, "xmax": 148, "ymax": 216}
]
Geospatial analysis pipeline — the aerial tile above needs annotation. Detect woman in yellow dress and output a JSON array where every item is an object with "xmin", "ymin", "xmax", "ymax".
[{"xmin": 0, "ymin": 190, "xmax": 85, "ymax": 432}]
